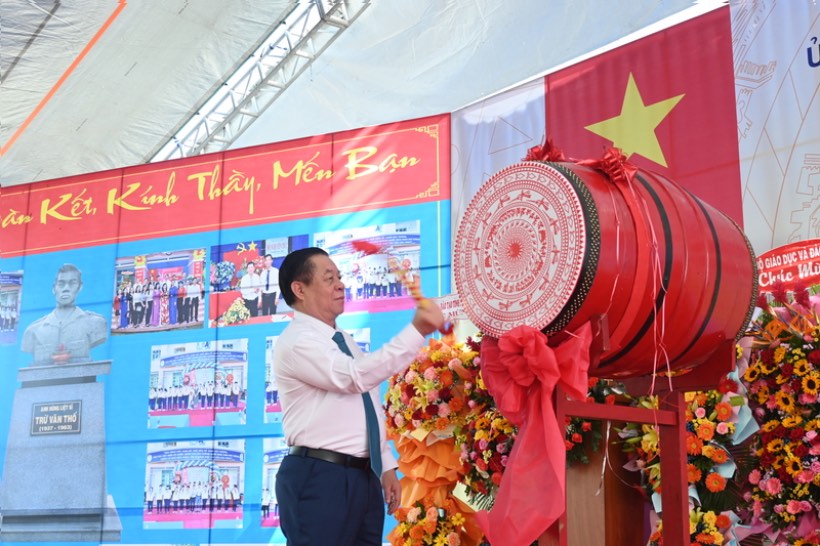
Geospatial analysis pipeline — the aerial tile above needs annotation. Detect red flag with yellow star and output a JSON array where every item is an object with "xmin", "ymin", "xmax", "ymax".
[{"xmin": 545, "ymin": 7, "xmax": 741, "ymax": 224}]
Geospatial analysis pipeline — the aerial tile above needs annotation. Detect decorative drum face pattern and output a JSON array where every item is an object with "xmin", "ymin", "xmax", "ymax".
[{"xmin": 453, "ymin": 162, "xmax": 588, "ymax": 338}]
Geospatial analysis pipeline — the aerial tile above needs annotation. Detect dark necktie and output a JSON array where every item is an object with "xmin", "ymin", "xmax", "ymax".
[
  {"xmin": 265, "ymin": 270, "xmax": 270, "ymax": 291},
  {"xmin": 332, "ymin": 331, "xmax": 382, "ymax": 478}
]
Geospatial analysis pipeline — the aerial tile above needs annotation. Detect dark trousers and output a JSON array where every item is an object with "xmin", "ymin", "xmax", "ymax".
[
  {"xmin": 276, "ymin": 455, "xmax": 383, "ymax": 545},
  {"xmin": 261, "ymin": 292, "xmax": 278, "ymax": 315},
  {"xmin": 244, "ymin": 298, "xmax": 258, "ymax": 317}
]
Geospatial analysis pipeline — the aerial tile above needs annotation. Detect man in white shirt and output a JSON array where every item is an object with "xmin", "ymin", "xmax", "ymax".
[
  {"xmin": 238, "ymin": 262, "xmax": 261, "ymax": 317},
  {"xmin": 273, "ymin": 247, "xmax": 444, "ymax": 546},
  {"xmin": 260, "ymin": 254, "xmax": 280, "ymax": 315}
]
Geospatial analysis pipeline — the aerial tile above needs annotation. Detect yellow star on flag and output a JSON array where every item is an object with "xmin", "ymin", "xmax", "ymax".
[
  {"xmin": 247, "ymin": 241, "xmax": 258, "ymax": 252},
  {"xmin": 584, "ymin": 73, "xmax": 684, "ymax": 167}
]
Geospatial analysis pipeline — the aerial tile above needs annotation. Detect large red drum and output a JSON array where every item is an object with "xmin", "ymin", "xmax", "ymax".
[{"xmin": 453, "ymin": 160, "xmax": 757, "ymax": 378}]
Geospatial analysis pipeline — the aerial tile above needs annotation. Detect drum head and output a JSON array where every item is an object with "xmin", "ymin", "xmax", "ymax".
[{"xmin": 453, "ymin": 162, "xmax": 590, "ymax": 337}]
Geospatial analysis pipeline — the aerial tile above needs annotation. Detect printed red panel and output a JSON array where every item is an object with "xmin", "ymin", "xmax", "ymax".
[{"xmin": 0, "ymin": 114, "xmax": 450, "ymax": 257}]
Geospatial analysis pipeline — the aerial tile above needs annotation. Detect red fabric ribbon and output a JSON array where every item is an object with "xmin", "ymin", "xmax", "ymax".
[
  {"xmin": 523, "ymin": 137, "xmax": 566, "ymax": 162},
  {"xmin": 475, "ymin": 322, "xmax": 592, "ymax": 546},
  {"xmin": 576, "ymin": 147, "xmax": 638, "ymax": 186}
]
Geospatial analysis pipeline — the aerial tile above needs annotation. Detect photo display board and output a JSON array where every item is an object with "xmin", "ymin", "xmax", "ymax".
[{"xmin": 0, "ymin": 114, "xmax": 451, "ymax": 545}]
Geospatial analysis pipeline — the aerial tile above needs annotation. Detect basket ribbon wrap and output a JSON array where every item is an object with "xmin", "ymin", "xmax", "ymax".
[
  {"xmin": 476, "ymin": 322, "xmax": 592, "ymax": 546},
  {"xmin": 388, "ymin": 434, "xmax": 484, "ymax": 546}
]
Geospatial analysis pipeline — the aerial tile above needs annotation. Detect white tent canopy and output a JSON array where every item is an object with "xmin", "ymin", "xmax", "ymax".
[{"xmin": 0, "ymin": 0, "xmax": 717, "ymax": 188}]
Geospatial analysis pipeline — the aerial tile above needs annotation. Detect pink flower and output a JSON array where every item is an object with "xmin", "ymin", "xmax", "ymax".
[
  {"xmin": 478, "ymin": 439, "xmax": 489, "ymax": 451},
  {"xmin": 748, "ymin": 469, "xmax": 761, "ymax": 485},
  {"xmin": 400, "ymin": 391, "xmax": 410, "ymax": 404},
  {"xmin": 474, "ymin": 357, "xmax": 481, "ymax": 365},
  {"xmin": 716, "ymin": 422, "xmax": 730, "ymax": 435},
  {"xmin": 394, "ymin": 414, "xmax": 405, "ymax": 428},
  {"xmin": 426, "ymin": 507, "xmax": 438, "ymax": 521},
  {"xmin": 501, "ymin": 455, "xmax": 509, "ymax": 467},
  {"xmin": 811, "ymin": 461, "xmax": 820, "ymax": 473},
  {"xmin": 427, "ymin": 389, "xmax": 439, "ymax": 402},
  {"xmin": 799, "ymin": 393, "xmax": 816, "ymax": 405},
  {"xmin": 774, "ymin": 504, "xmax": 784, "ymax": 513},
  {"xmin": 496, "ymin": 443, "xmax": 508, "ymax": 454},
  {"xmin": 800, "ymin": 500, "xmax": 813, "ymax": 512},
  {"xmin": 467, "ymin": 400, "xmax": 477, "ymax": 409},
  {"xmin": 423, "ymin": 367, "xmax": 438, "ymax": 381},
  {"xmin": 787, "ymin": 500, "xmax": 803, "ymax": 514},
  {"xmin": 407, "ymin": 506, "xmax": 421, "ymax": 523},
  {"xmin": 437, "ymin": 403, "xmax": 451, "ymax": 417},
  {"xmin": 448, "ymin": 358, "xmax": 461, "ymax": 369},
  {"xmin": 761, "ymin": 477, "xmax": 782, "ymax": 495},
  {"xmin": 405, "ymin": 370, "xmax": 418, "ymax": 383},
  {"xmin": 447, "ymin": 532, "xmax": 461, "ymax": 546},
  {"xmin": 796, "ymin": 469, "xmax": 814, "ymax": 484},
  {"xmin": 695, "ymin": 407, "xmax": 707, "ymax": 418}
]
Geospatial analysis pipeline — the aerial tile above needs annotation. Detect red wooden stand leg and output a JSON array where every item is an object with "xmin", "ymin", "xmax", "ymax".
[{"xmin": 657, "ymin": 391, "xmax": 689, "ymax": 546}]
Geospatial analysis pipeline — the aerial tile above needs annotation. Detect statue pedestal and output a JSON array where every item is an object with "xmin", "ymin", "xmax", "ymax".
[{"xmin": 0, "ymin": 361, "xmax": 122, "ymax": 542}]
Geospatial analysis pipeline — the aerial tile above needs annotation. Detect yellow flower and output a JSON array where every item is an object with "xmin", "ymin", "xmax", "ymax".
[
  {"xmin": 761, "ymin": 420, "xmax": 780, "ymax": 432},
  {"xmin": 640, "ymin": 426, "xmax": 659, "ymax": 456},
  {"xmin": 774, "ymin": 346, "xmax": 787, "ymax": 363},
  {"xmin": 743, "ymin": 365, "xmax": 760, "ymax": 382},
  {"xmin": 702, "ymin": 511, "xmax": 717, "ymax": 526},
  {"xmin": 793, "ymin": 359, "xmax": 809, "ymax": 376},
  {"xmin": 784, "ymin": 457, "xmax": 803, "ymax": 476},
  {"xmin": 803, "ymin": 372, "xmax": 819, "ymax": 395},
  {"xmin": 775, "ymin": 391, "xmax": 795, "ymax": 413},
  {"xmin": 450, "ymin": 513, "xmax": 465, "ymax": 526},
  {"xmin": 767, "ymin": 438, "xmax": 784, "ymax": 453},
  {"xmin": 781, "ymin": 415, "xmax": 802, "ymax": 428}
]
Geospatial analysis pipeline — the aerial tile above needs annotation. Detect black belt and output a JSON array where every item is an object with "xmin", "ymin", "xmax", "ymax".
[{"xmin": 288, "ymin": 446, "xmax": 370, "ymax": 470}]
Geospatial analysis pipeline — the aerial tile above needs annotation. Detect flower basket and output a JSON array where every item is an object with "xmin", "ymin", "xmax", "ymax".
[{"xmin": 738, "ymin": 283, "xmax": 820, "ymax": 544}]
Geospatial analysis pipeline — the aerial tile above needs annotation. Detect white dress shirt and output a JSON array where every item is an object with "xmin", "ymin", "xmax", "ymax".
[
  {"xmin": 274, "ymin": 311, "xmax": 425, "ymax": 473},
  {"xmin": 238, "ymin": 272, "xmax": 261, "ymax": 300}
]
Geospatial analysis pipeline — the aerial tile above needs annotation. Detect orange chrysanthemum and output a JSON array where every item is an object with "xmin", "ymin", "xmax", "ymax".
[
  {"xmin": 711, "ymin": 449, "xmax": 729, "ymax": 464},
  {"xmin": 696, "ymin": 421, "xmax": 716, "ymax": 442},
  {"xmin": 714, "ymin": 401, "xmax": 733, "ymax": 421},
  {"xmin": 705, "ymin": 472, "xmax": 727, "ymax": 493},
  {"xmin": 686, "ymin": 433, "xmax": 704, "ymax": 455},
  {"xmin": 449, "ymin": 397, "xmax": 464, "ymax": 412},
  {"xmin": 434, "ymin": 417, "xmax": 450, "ymax": 431},
  {"xmin": 687, "ymin": 464, "xmax": 702, "ymax": 483},
  {"xmin": 715, "ymin": 513, "xmax": 731, "ymax": 529}
]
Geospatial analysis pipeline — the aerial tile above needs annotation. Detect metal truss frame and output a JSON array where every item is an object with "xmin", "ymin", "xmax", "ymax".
[{"xmin": 150, "ymin": 0, "xmax": 370, "ymax": 162}]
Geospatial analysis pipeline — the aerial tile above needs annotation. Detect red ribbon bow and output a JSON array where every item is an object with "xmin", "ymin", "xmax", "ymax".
[
  {"xmin": 577, "ymin": 147, "xmax": 638, "ymax": 185},
  {"xmin": 475, "ymin": 322, "xmax": 592, "ymax": 546},
  {"xmin": 523, "ymin": 137, "xmax": 566, "ymax": 162}
]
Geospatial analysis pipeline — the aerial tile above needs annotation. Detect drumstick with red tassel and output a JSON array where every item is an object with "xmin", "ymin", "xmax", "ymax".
[{"xmin": 350, "ymin": 240, "xmax": 452, "ymax": 335}]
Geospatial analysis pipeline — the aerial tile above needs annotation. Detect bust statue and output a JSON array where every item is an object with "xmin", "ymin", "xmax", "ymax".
[{"xmin": 21, "ymin": 264, "xmax": 108, "ymax": 366}]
